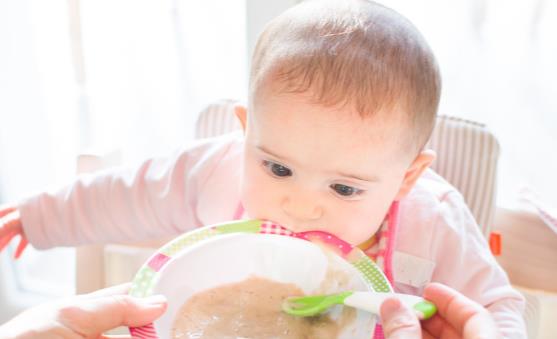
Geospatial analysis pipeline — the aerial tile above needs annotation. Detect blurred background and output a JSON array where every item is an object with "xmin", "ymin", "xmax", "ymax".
[{"xmin": 0, "ymin": 0, "xmax": 556, "ymax": 336}]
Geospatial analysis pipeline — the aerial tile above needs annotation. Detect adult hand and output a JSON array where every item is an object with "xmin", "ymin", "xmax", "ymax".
[
  {"xmin": 0, "ymin": 284, "xmax": 167, "ymax": 339},
  {"xmin": 380, "ymin": 282, "xmax": 499, "ymax": 339},
  {"xmin": 421, "ymin": 283, "xmax": 499, "ymax": 338}
]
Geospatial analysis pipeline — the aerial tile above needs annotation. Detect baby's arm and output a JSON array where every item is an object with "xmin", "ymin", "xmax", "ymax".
[
  {"xmin": 429, "ymin": 192, "xmax": 526, "ymax": 338},
  {"xmin": 8, "ymin": 135, "xmax": 236, "ymax": 250}
]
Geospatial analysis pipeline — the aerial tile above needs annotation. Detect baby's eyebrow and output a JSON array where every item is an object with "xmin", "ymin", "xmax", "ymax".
[
  {"xmin": 335, "ymin": 171, "xmax": 380, "ymax": 183},
  {"xmin": 256, "ymin": 145, "xmax": 292, "ymax": 163}
]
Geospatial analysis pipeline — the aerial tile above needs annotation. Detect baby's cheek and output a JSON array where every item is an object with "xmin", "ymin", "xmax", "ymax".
[
  {"xmin": 240, "ymin": 172, "xmax": 275, "ymax": 220},
  {"xmin": 239, "ymin": 180, "xmax": 257, "ymax": 218}
]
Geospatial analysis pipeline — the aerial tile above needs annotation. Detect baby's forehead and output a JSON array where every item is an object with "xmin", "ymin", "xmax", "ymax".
[
  {"xmin": 251, "ymin": 90, "xmax": 414, "ymax": 162},
  {"xmin": 255, "ymin": 85, "xmax": 410, "ymax": 129}
]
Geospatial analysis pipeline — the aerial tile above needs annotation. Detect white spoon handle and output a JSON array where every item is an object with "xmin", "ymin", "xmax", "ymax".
[{"xmin": 343, "ymin": 292, "xmax": 433, "ymax": 320}]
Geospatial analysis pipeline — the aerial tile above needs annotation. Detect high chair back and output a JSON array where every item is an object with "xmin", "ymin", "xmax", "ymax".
[{"xmin": 195, "ymin": 100, "xmax": 500, "ymax": 237}]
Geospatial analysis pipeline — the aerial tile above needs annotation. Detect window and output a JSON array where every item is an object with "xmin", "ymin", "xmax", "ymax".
[{"xmin": 0, "ymin": 0, "xmax": 248, "ymax": 321}]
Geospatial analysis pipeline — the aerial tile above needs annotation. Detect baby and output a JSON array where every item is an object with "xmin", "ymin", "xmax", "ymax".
[{"xmin": 0, "ymin": 0, "xmax": 525, "ymax": 337}]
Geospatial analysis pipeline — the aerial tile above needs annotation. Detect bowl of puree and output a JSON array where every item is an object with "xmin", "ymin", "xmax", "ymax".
[{"xmin": 128, "ymin": 219, "xmax": 392, "ymax": 339}]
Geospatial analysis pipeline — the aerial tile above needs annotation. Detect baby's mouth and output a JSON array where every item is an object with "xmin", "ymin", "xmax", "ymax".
[{"xmin": 261, "ymin": 220, "xmax": 355, "ymax": 255}]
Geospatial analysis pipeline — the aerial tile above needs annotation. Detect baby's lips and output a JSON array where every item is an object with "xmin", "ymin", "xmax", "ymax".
[{"xmin": 260, "ymin": 220, "xmax": 354, "ymax": 256}]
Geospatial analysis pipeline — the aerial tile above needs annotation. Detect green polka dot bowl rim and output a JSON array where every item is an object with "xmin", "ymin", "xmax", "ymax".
[{"xmin": 128, "ymin": 219, "xmax": 392, "ymax": 339}]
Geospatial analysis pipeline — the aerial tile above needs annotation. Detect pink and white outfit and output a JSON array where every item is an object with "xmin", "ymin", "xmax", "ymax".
[{"xmin": 18, "ymin": 132, "xmax": 526, "ymax": 338}]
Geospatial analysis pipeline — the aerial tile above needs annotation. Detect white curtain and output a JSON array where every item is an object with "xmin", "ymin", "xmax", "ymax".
[
  {"xmin": 0, "ymin": 0, "xmax": 78, "ymax": 322},
  {"xmin": 381, "ymin": 0, "xmax": 557, "ymax": 207},
  {"xmin": 79, "ymin": 0, "xmax": 247, "ymax": 163},
  {"xmin": 0, "ymin": 0, "xmax": 247, "ymax": 321}
]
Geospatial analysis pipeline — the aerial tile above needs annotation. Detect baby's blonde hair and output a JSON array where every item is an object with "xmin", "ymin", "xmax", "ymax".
[{"xmin": 250, "ymin": 0, "xmax": 441, "ymax": 154}]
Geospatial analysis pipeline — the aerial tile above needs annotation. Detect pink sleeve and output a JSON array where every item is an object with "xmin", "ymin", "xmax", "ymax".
[
  {"xmin": 430, "ymin": 192, "xmax": 526, "ymax": 338},
  {"xmin": 18, "ymin": 135, "xmax": 238, "ymax": 249}
]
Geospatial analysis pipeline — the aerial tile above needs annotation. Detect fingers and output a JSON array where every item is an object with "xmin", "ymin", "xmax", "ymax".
[
  {"xmin": 85, "ymin": 283, "xmax": 132, "ymax": 299},
  {"xmin": 423, "ymin": 283, "xmax": 483, "ymax": 330},
  {"xmin": 380, "ymin": 297, "xmax": 422, "ymax": 339},
  {"xmin": 58, "ymin": 293, "xmax": 167, "ymax": 336},
  {"xmin": 423, "ymin": 283, "xmax": 498, "ymax": 339},
  {"xmin": 14, "ymin": 236, "xmax": 28, "ymax": 259},
  {"xmin": 0, "ymin": 205, "xmax": 17, "ymax": 218},
  {"xmin": 0, "ymin": 208, "xmax": 20, "ymax": 228},
  {"xmin": 0, "ymin": 230, "xmax": 18, "ymax": 252},
  {"xmin": 422, "ymin": 312, "xmax": 461, "ymax": 338},
  {"xmin": 91, "ymin": 294, "xmax": 167, "ymax": 330},
  {"xmin": 0, "ymin": 209, "xmax": 25, "ymax": 254},
  {"xmin": 0, "ymin": 209, "xmax": 22, "ymax": 235}
]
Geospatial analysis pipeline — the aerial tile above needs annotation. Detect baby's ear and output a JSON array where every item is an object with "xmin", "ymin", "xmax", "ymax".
[
  {"xmin": 395, "ymin": 149, "xmax": 436, "ymax": 200},
  {"xmin": 234, "ymin": 103, "xmax": 248, "ymax": 133}
]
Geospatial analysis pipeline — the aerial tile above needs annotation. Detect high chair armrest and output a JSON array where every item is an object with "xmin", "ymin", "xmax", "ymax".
[{"xmin": 493, "ymin": 206, "xmax": 557, "ymax": 292}]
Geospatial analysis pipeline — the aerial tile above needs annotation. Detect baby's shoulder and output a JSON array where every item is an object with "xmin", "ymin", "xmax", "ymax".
[
  {"xmin": 169, "ymin": 131, "xmax": 243, "ymax": 181},
  {"xmin": 196, "ymin": 131, "xmax": 244, "ymax": 176},
  {"xmin": 193, "ymin": 132, "xmax": 244, "ymax": 224},
  {"xmin": 410, "ymin": 169, "xmax": 459, "ymax": 202},
  {"xmin": 398, "ymin": 169, "xmax": 473, "ymax": 235},
  {"xmin": 395, "ymin": 170, "xmax": 480, "ymax": 265}
]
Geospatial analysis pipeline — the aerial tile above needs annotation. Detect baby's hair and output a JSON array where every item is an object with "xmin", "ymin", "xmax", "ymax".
[{"xmin": 250, "ymin": 0, "xmax": 441, "ymax": 155}]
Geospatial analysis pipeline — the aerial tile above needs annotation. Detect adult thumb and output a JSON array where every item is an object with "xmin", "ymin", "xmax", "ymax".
[
  {"xmin": 60, "ymin": 294, "xmax": 167, "ymax": 337},
  {"xmin": 380, "ymin": 297, "xmax": 422, "ymax": 339}
]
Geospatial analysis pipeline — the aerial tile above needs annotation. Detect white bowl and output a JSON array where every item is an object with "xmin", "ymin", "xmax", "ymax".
[{"xmin": 129, "ymin": 220, "xmax": 391, "ymax": 339}]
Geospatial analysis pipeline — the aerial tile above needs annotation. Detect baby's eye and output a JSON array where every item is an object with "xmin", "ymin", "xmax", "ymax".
[
  {"xmin": 263, "ymin": 160, "xmax": 292, "ymax": 177},
  {"xmin": 330, "ymin": 183, "xmax": 362, "ymax": 197}
]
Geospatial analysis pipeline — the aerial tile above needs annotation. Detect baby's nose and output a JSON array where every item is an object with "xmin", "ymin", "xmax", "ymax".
[{"xmin": 280, "ymin": 196, "xmax": 323, "ymax": 228}]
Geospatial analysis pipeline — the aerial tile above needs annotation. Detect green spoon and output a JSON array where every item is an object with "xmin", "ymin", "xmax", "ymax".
[{"xmin": 283, "ymin": 291, "xmax": 437, "ymax": 319}]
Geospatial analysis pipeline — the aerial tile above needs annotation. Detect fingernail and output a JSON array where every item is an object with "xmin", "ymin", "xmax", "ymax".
[{"xmin": 143, "ymin": 294, "xmax": 167, "ymax": 306}]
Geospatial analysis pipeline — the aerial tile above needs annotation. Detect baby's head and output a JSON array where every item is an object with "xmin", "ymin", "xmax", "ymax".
[{"xmin": 236, "ymin": 0, "xmax": 441, "ymax": 245}]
